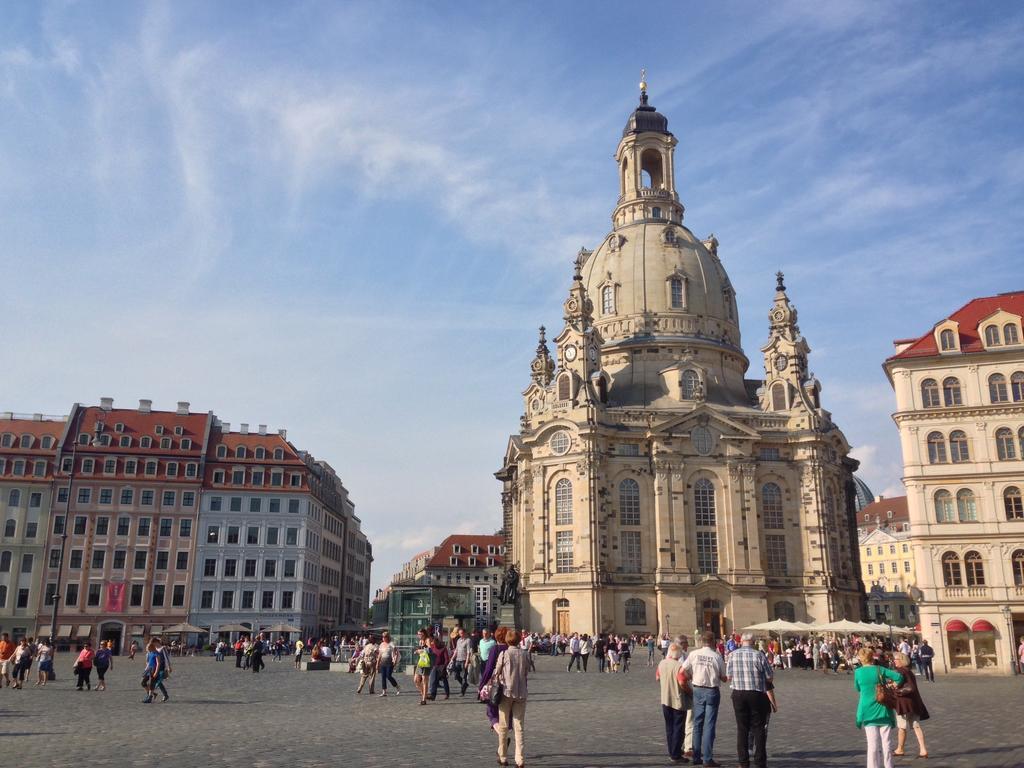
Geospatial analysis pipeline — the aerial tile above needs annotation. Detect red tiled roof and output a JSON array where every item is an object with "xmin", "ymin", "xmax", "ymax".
[
  {"xmin": 206, "ymin": 429, "xmax": 303, "ymax": 463},
  {"xmin": 857, "ymin": 496, "xmax": 909, "ymax": 528},
  {"xmin": 426, "ymin": 534, "xmax": 505, "ymax": 569},
  {"xmin": 0, "ymin": 417, "xmax": 65, "ymax": 450},
  {"xmin": 888, "ymin": 291, "xmax": 1024, "ymax": 360},
  {"xmin": 65, "ymin": 406, "xmax": 210, "ymax": 456}
]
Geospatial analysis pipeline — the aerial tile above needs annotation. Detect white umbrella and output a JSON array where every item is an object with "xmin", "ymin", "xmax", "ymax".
[{"xmin": 813, "ymin": 619, "xmax": 866, "ymax": 635}]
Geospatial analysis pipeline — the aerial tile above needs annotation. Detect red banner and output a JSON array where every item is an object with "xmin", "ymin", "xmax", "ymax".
[{"xmin": 104, "ymin": 582, "xmax": 126, "ymax": 613}]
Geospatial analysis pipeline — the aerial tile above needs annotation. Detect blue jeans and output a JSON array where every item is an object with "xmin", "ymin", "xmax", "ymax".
[
  {"xmin": 691, "ymin": 686, "xmax": 720, "ymax": 765},
  {"xmin": 379, "ymin": 663, "xmax": 400, "ymax": 691}
]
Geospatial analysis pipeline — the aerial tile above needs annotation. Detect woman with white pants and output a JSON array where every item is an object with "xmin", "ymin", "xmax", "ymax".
[{"xmin": 853, "ymin": 647, "xmax": 904, "ymax": 768}]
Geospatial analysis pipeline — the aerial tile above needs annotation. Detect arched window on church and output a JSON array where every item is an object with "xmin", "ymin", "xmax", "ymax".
[
  {"xmin": 771, "ymin": 382, "xmax": 786, "ymax": 410},
  {"xmin": 602, "ymin": 286, "xmax": 614, "ymax": 315},
  {"xmin": 619, "ymin": 479, "xmax": 640, "ymax": 525},
  {"xmin": 694, "ymin": 478, "xmax": 715, "ymax": 526},
  {"xmin": 681, "ymin": 370, "xmax": 700, "ymax": 400},
  {"xmin": 624, "ymin": 598, "xmax": 646, "ymax": 626},
  {"xmin": 761, "ymin": 483, "xmax": 783, "ymax": 528},
  {"xmin": 597, "ymin": 376, "xmax": 608, "ymax": 404},
  {"xmin": 558, "ymin": 374, "xmax": 571, "ymax": 402},
  {"xmin": 670, "ymin": 277, "xmax": 684, "ymax": 309},
  {"xmin": 773, "ymin": 601, "xmax": 796, "ymax": 622},
  {"xmin": 554, "ymin": 478, "xmax": 573, "ymax": 525}
]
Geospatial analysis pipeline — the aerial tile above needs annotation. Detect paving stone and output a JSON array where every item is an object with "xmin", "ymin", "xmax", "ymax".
[{"xmin": 1, "ymin": 653, "xmax": 1020, "ymax": 767}]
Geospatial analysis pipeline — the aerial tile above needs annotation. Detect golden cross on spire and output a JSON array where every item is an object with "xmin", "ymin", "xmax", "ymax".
[{"xmin": 640, "ymin": 68, "xmax": 647, "ymax": 92}]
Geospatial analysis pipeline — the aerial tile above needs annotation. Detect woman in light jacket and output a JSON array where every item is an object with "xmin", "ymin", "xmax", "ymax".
[
  {"xmin": 494, "ymin": 629, "xmax": 529, "ymax": 768},
  {"xmin": 892, "ymin": 651, "xmax": 929, "ymax": 759}
]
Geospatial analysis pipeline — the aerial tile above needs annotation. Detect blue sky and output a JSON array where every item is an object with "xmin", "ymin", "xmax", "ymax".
[{"xmin": 2, "ymin": 1, "xmax": 1022, "ymax": 592}]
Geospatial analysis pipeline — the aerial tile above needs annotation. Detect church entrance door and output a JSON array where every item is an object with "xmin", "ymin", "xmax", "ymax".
[
  {"xmin": 702, "ymin": 610, "xmax": 721, "ymax": 637},
  {"xmin": 557, "ymin": 610, "xmax": 570, "ymax": 635}
]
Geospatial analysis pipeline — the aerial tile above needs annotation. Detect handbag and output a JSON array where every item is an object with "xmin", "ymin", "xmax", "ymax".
[
  {"xmin": 488, "ymin": 651, "xmax": 506, "ymax": 706},
  {"xmin": 874, "ymin": 667, "xmax": 897, "ymax": 709}
]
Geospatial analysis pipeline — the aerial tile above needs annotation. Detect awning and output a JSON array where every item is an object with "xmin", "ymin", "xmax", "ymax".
[
  {"xmin": 35, "ymin": 625, "xmax": 50, "ymax": 638},
  {"xmin": 972, "ymin": 619, "xmax": 996, "ymax": 632},
  {"xmin": 57, "ymin": 624, "xmax": 73, "ymax": 638},
  {"xmin": 75, "ymin": 625, "xmax": 92, "ymax": 637},
  {"xmin": 131, "ymin": 625, "xmax": 146, "ymax": 636},
  {"xmin": 149, "ymin": 625, "xmax": 164, "ymax": 635},
  {"xmin": 945, "ymin": 619, "xmax": 969, "ymax": 632}
]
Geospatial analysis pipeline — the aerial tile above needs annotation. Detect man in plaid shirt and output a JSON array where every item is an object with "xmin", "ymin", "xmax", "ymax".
[{"xmin": 725, "ymin": 632, "xmax": 773, "ymax": 768}]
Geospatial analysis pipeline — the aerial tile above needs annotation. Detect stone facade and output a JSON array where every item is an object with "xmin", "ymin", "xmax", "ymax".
[
  {"xmin": 497, "ymin": 87, "xmax": 863, "ymax": 638},
  {"xmin": 884, "ymin": 291, "xmax": 1024, "ymax": 673}
]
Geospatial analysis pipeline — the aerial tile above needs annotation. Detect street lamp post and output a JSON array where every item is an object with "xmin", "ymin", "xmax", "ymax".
[
  {"xmin": 1001, "ymin": 605, "xmax": 1016, "ymax": 675},
  {"xmin": 48, "ymin": 419, "xmax": 100, "ymax": 656}
]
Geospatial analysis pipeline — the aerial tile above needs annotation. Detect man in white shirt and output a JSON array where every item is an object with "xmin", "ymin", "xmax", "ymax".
[
  {"xmin": 567, "ymin": 633, "xmax": 583, "ymax": 672},
  {"xmin": 682, "ymin": 631, "xmax": 726, "ymax": 767}
]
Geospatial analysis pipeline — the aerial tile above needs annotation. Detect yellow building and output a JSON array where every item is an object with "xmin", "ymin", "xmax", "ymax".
[
  {"xmin": 497, "ymin": 83, "xmax": 864, "ymax": 638},
  {"xmin": 884, "ymin": 291, "xmax": 1024, "ymax": 673}
]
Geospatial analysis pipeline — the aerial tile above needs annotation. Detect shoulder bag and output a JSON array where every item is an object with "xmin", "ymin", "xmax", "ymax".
[
  {"xmin": 488, "ymin": 651, "xmax": 506, "ymax": 706},
  {"xmin": 874, "ymin": 667, "xmax": 897, "ymax": 709}
]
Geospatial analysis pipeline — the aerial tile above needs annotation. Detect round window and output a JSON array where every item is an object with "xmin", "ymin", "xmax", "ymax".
[
  {"xmin": 691, "ymin": 426, "xmax": 713, "ymax": 456},
  {"xmin": 550, "ymin": 431, "xmax": 571, "ymax": 455}
]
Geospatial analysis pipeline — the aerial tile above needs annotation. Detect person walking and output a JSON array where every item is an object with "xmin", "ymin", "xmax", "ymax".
[
  {"xmin": 892, "ymin": 652, "xmax": 929, "ymax": 759},
  {"xmin": 0, "ymin": 633, "xmax": 15, "ymax": 687},
  {"xmin": 580, "ymin": 634, "xmax": 592, "ymax": 672},
  {"xmin": 479, "ymin": 628, "xmax": 496, "ymax": 666},
  {"xmin": 377, "ymin": 631, "xmax": 401, "ymax": 697},
  {"xmin": 595, "ymin": 635, "xmax": 607, "ymax": 674},
  {"xmin": 35, "ymin": 638, "xmax": 53, "ymax": 686},
  {"xmin": 154, "ymin": 638, "xmax": 173, "ymax": 701},
  {"xmin": 293, "ymin": 638, "xmax": 305, "ymax": 669},
  {"xmin": 127, "ymin": 639, "xmax": 138, "ymax": 661},
  {"xmin": 676, "ymin": 635, "xmax": 695, "ymax": 761},
  {"xmin": 917, "ymin": 640, "xmax": 935, "ymax": 682},
  {"xmin": 12, "ymin": 638, "xmax": 33, "ymax": 689},
  {"xmin": 94, "ymin": 640, "xmax": 114, "ymax": 691},
  {"xmin": 74, "ymin": 641, "xmax": 95, "ymax": 690},
  {"xmin": 355, "ymin": 636, "xmax": 378, "ymax": 694},
  {"xmin": 567, "ymin": 633, "xmax": 582, "ymax": 672},
  {"xmin": 494, "ymin": 629, "xmax": 529, "ymax": 768},
  {"xmin": 725, "ymin": 632, "xmax": 774, "ymax": 768},
  {"xmin": 481, "ymin": 627, "xmax": 510, "ymax": 730},
  {"xmin": 428, "ymin": 635, "xmax": 450, "ymax": 701},
  {"xmin": 647, "ymin": 634, "xmax": 657, "ymax": 667},
  {"xmin": 854, "ymin": 646, "xmax": 903, "ymax": 768},
  {"xmin": 656, "ymin": 642, "xmax": 689, "ymax": 763},
  {"xmin": 251, "ymin": 633, "xmax": 266, "ymax": 674},
  {"xmin": 450, "ymin": 627, "xmax": 472, "ymax": 696},
  {"xmin": 619, "ymin": 636, "xmax": 632, "ymax": 673},
  {"xmin": 1018, "ymin": 636, "xmax": 1024, "ymax": 676},
  {"xmin": 142, "ymin": 638, "xmax": 165, "ymax": 703},
  {"xmin": 682, "ymin": 631, "xmax": 726, "ymax": 767},
  {"xmin": 413, "ymin": 628, "xmax": 433, "ymax": 705}
]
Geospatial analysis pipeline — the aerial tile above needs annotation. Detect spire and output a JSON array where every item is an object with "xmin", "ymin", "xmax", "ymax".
[
  {"xmin": 768, "ymin": 269, "xmax": 800, "ymax": 341},
  {"xmin": 563, "ymin": 252, "xmax": 593, "ymax": 326},
  {"xmin": 776, "ymin": 270, "xmax": 786, "ymax": 293},
  {"xmin": 530, "ymin": 326, "xmax": 554, "ymax": 386},
  {"xmin": 639, "ymin": 68, "xmax": 649, "ymax": 106}
]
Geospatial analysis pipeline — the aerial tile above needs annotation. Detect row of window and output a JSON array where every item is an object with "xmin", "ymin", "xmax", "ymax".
[
  {"xmin": 210, "ymin": 468, "xmax": 302, "ymax": 487},
  {"xmin": 0, "ymin": 454, "xmax": 51, "ymax": 479},
  {"xmin": 939, "ymin": 550, "xmax": 1022, "ymax": 587},
  {"xmin": 53, "ymin": 581, "xmax": 187, "ymax": 608},
  {"xmin": 866, "ymin": 543, "xmax": 911, "ymax": 556},
  {"xmin": 0, "ymin": 551, "xmax": 34, "ymax": 573},
  {"xmin": 933, "ymin": 487, "xmax": 1024, "ymax": 522},
  {"xmin": 52, "ymin": 514, "xmax": 192, "ymax": 539},
  {"xmin": 206, "ymin": 524, "xmax": 301, "ymax": 547},
  {"xmin": 71, "ymin": 456, "xmax": 199, "ymax": 478},
  {"xmin": 920, "ymin": 373, "xmax": 1024, "ymax": 408},
  {"xmin": 201, "ymin": 556, "xmax": 299, "ymax": 579},
  {"xmin": 214, "ymin": 444, "xmax": 286, "ymax": 461},
  {"xmin": 0, "ymin": 434, "xmax": 56, "ymax": 450},
  {"xmin": 61, "ymin": 487, "xmax": 196, "ymax": 508},
  {"xmin": 209, "ymin": 496, "xmax": 304, "ymax": 514},
  {"xmin": 80, "ymin": 432, "xmax": 195, "ymax": 450},
  {"xmin": 198, "ymin": 589, "xmax": 296, "ymax": 611},
  {"xmin": 939, "ymin": 323, "xmax": 1020, "ymax": 351},
  {"xmin": 55, "ymin": 547, "xmax": 189, "ymax": 571},
  {"xmin": 866, "ymin": 561, "xmax": 912, "ymax": 576},
  {"xmin": 0, "ymin": 586, "xmax": 31, "ymax": 609},
  {"xmin": 925, "ymin": 426, "xmax": 1024, "ymax": 464}
]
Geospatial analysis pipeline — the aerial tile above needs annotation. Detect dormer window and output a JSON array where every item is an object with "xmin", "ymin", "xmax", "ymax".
[
  {"xmin": 235, "ymin": 446, "xmax": 246, "ymax": 459},
  {"xmin": 488, "ymin": 545, "xmax": 496, "ymax": 555},
  {"xmin": 681, "ymin": 369, "xmax": 701, "ymax": 400},
  {"xmin": 940, "ymin": 328, "xmax": 956, "ymax": 351},
  {"xmin": 181, "ymin": 438, "xmax": 192, "ymax": 450},
  {"xmin": 468, "ymin": 557, "xmax": 478, "ymax": 567},
  {"xmin": 471, "ymin": 545, "xmax": 479, "ymax": 555},
  {"xmin": 453, "ymin": 544, "xmax": 462, "ymax": 554},
  {"xmin": 1006, "ymin": 324, "xmax": 1021, "ymax": 345},
  {"xmin": 154, "ymin": 425, "xmax": 164, "ymax": 435},
  {"xmin": 216, "ymin": 445, "xmax": 227, "ymax": 459},
  {"xmin": 41, "ymin": 436, "xmax": 53, "ymax": 449},
  {"xmin": 119, "ymin": 436, "xmax": 131, "ymax": 448},
  {"xmin": 670, "ymin": 278, "xmax": 684, "ymax": 309},
  {"xmin": 450, "ymin": 556, "xmax": 458, "ymax": 566},
  {"xmin": 487, "ymin": 557, "xmax": 495, "ymax": 567},
  {"xmin": 985, "ymin": 325, "xmax": 1001, "ymax": 346},
  {"xmin": 160, "ymin": 437, "xmax": 171, "ymax": 449},
  {"xmin": 140, "ymin": 436, "xmax": 152, "ymax": 448},
  {"xmin": 255, "ymin": 447, "xmax": 266, "ymax": 459},
  {"xmin": 273, "ymin": 448, "xmax": 284, "ymax": 460},
  {"xmin": 114, "ymin": 423, "xmax": 124, "ymax": 433}
]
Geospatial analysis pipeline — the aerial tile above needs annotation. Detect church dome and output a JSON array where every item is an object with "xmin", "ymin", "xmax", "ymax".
[{"xmin": 622, "ymin": 91, "xmax": 670, "ymax": 137}]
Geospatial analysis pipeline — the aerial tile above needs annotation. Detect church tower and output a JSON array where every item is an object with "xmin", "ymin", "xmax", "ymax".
[{"xmin": 498, "ymin": 79, "xmax": 864, "ymax": 637}]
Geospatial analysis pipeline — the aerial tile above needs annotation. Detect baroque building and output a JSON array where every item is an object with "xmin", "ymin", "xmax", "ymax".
[
  {"xmin": 497, "ymin": 84, "xmax": 864, "ymax": 637},
  {"xmin": 884, "ymin": 291, "xmax": 1024, "ymax": 673}
]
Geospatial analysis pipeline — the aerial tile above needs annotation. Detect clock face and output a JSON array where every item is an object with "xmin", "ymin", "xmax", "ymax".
[
  {"xmin": 564, "ymin": 344, "xmax": 578, "ymax": 362},
  {"xmin": 775, "ymin": 354, "xmax": 789, "ymax": 371}
]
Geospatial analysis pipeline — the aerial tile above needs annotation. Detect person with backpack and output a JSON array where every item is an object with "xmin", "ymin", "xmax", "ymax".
[
  {"xmin": 94, "ymin": 640, "xmax": 114, "ymax": 691},
  {"xmin": 414, "ymin": 627, "xmax": 434, "ymax": 705},
  {"xmin": 234, "ymin": 637, "xmax": 245, "ymax": 668}
]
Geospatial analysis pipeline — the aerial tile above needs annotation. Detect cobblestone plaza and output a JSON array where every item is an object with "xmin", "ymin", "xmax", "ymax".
[{"xmin": 4, "ymin": 654, "xmax": 1021, "ymax": 768}]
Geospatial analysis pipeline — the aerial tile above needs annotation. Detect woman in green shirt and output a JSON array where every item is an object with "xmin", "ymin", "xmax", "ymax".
[{"xmin": 853, "ymin": 646, "xmax": 903, "ymax": 768}]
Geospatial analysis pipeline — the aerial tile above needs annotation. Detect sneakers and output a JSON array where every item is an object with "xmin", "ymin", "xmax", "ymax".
[{"xmin": 379, "ymin": 692, "xmax": 388, "ymax": 697}]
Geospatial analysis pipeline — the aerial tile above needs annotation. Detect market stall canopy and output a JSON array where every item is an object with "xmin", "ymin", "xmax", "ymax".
[
  {"xmin": 163, "ymin": 623, "xmax": 206, "ymax": 634},
  {"xmin": 264, "ymin": 623, "xmax": 302, "ymax": 633},
  {"xmin": 742, "ymin": 619, "xmax": 810, "ymax": 634},
  {"xmin": 810, "ymin": 619, "xmax": 866, "ymax": 634},
  {"xmin": 216, "ymin": 624, "xmax": 253, "ymax": 632}
]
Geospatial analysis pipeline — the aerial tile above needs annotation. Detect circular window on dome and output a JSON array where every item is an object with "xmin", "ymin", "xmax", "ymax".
[
  {"xmin": 691, "ymin": 426, "xmax": 713, "ymax": 456},
  {"xmin": 550, "ymin": 431, "xmax": 571, "ymax": 455}
]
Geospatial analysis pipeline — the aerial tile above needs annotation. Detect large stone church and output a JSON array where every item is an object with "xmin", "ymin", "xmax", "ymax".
[{"xmin": 496, "ymin": 84, "xmax": 865, "ymax": 637}]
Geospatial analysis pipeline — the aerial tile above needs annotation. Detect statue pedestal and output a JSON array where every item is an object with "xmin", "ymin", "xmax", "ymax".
[{"xmin": 496, "ymin": 603, "xmax": 518, "ymax": 629}]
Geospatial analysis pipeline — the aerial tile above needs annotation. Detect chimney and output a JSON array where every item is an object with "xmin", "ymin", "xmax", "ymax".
[
  {"xmin": 32, "ymin": 413, "xmax": 42, "ymax": 421},
  {"xmin": 138, "ymin": 399, "xmax": 152, "ymax": 413},
  {"xmin": 240, "ymin": 423, "xmax": 249, "ymax": 435},
  {"xmin": 176, "ymin": 401, "xmax": 190, "ymax": 416},
  {"xmin": 278, "ymin": 429, "xmax": 287, "ymax": 440},
  {"xmin": 0, "ymin": 413, "xmax": 11, "ymax": 420},
  {"xmin": 258, "ymin": 424, "xmax": 267, "ymax": 435},
  {"xmin": 875, "ymin": 495, "xmax": 885, "ymax": 503},
  {"xmin": 222, "ymin": 422, "xmax": 230, "ymax": 433},
  {"xmin": 100, "ymin": 397, "xmax": 114, "ymax": 411}
]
